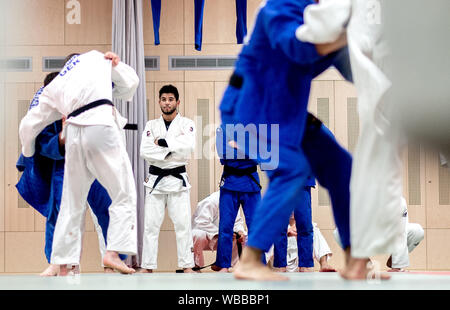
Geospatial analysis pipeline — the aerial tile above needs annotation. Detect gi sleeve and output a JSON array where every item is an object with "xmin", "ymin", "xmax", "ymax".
[
  {"xmin": 233, "ymin": 210, "xmax": 246, "ymax": 234},
  {"xmin": 295, "ymin": 0, "xmax": 351, "ymax": 44},
  {"xmin": 19, "ymin": 89, "xmax": 63, "ymax": 157},
  {"xmin": 140, "ymin": 121, "xmax": 170, "ymax": 162},
  {"xmin": 165, "ymin": 119, "xmax": 196, "ymax": 157},
  {"xmin": 36, "ymin": 122, "xmax": 65, "ymax": 160},
  {"xmin": 262, "ymin": 2, "xmax": 321, "ymax": 65},
  {"xmin": 111, "ymin": 62, "xmax": 140, "ymax": 101},
  {"xmin": 192, "ymin": 194, "xmax": 219, "ymax": 234}
]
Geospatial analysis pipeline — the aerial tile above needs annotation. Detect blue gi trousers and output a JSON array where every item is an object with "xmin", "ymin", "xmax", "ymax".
[
  {"xmin": 215, "ymin": 188, "xmax": 261, "ymax": 268},
  {"xmin": 273, "ymin": 186, "xmax": 314, "ymax": 268}
]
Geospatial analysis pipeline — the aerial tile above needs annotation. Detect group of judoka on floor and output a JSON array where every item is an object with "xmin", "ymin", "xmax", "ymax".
[{"xmin": 16, "ymin": 0, "xmax": 444, "ymax": 279}]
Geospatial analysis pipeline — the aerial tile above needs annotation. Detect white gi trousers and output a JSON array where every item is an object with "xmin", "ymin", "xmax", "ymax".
[
  {"xmin": 295, "ymin": 0, "xmax": 404, "ymax": 257},
  {"xmin": 141, "ymin": 189, "xmax": 195, "ymax": 269},
  {"xmin": 51, "ymin": 124, "xmax": 137, "ymax": 265},
  {"xmin": 334, "ymin": 222, "xmax": 423, "ymax": 269},
  {"xmin": 192, "ymin": 229, "xmax": 240, "ymax": 268},
  {"xmin": 391, "ymin": 222, "xmax": 424, "ymax": 269}
]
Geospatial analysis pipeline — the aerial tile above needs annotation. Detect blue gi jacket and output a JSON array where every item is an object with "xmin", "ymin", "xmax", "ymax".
[
  {"xmin": 16, "ymin": 121, "xmax": 111, "ymax": 229},
  {"xmin": 216, "ymin": 125, "xmax": 261, "ymax": 193},
  {"xmin": 16, "ymin": 120, "xmax": 65, "ymax": 217},
  {"xmin": 220, "ymin": 0, "xmax": 338, "ymax": 152}
]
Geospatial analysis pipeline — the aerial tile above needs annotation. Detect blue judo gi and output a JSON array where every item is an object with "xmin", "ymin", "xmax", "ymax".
[
  {"xmin": 150, "ymin": 0, "xmax": 247, "ymax": 50},
  {"xmin": 194, "ymin": 0, "xmax": 247, "ymax": 50},
  {"xmin": 219, "ymin": 0, "xmax": 352, "ymax": 257},
  {"xmin": 272, "ymin": 175, "xmax": 315, "ymax": 268},
  {"xmin": 214, "ymin": 125, "xmax": 261, "ymax": 268},
  {"xmin": 16, "ymin": 102, "xmax": 124, "ymax": 263}
]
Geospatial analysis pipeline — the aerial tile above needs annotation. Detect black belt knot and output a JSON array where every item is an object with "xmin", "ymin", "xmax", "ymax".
[
  {"xmin": 221, "ymin": 165, "xmax": 261, "ymax": 189},
  {"xmin": 148, "ymin": 165, "xmax": 187, "ymax": 193}
]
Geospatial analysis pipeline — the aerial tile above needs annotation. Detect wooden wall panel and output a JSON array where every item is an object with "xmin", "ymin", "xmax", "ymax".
[
  {"xmin": 5, "ymin": 232, "xmax": 47, "ymax": 273},
  {"xmin": 143, "ymin": 0, "xmax": 185, "ymax": 45},
  {"xmin": 145, "ymin": 45, "xmax": 184, "ymax": 82},
  {"xmin": 4, "ymin": 84, "xmax": 36, "ymax": 232},
  {"xmin": 213, "ymin": 82, "xmax": 228, "ymax": 191},
  {"xmin": 64, "ymin": 0, "xmax": 112, "ymax": 45},
  {"xmin": 426, "ymin": 149, "xmax": 450, "ymax": 228},
  {"xmin": 185, "ymin": 82, "xmax": 215, "ymax": 210},
  {"xmin": 146, "ymin": 82, "xmax": 156, "ymax": 122},
  {"xmin": 5, "ymin": 45, "xmax": 113, "ymax": 84},
  {"xmin": 0, "ymin": 233, "xmax": 4, "ymax": 272},
  {"xmin": 308, "ymin": 81, "xmax": 335, "ymax": 229},
  {"xmin": 333, "ymin": 80, "xmax": 358, "ymax": 151},
  {"xmin": 184, "ymin": 0, "xmax": 237, "ymax": 45},
  {"xmin": 0, "ymin": 82, "xmax": 4, "ymax": 232},
  {"xmin": 427, "ymin": 229, "xmax": 450, "ymax": 270},
  {"xmin": 315, "ymin": 68, "xmax": 345, "ymax": 81},
  {"xmin": 7, "ymin": 0, "xmax": 65, "ymax": 46},
  {"xmin": 184, "ymin": 45, "xmax": 238, "ymax": 82}
]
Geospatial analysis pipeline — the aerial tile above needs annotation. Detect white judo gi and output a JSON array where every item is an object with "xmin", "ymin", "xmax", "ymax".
[
  {"xmin": 140, "ymin": 114, "xmax": 196, "ymax": 270},
  {"xmin": 334, "ymin": 197, "xmax": 424, "ymax": 269},
  {"xmin": 389, "ymin": 197, "xmax": 424, "ymax": 269},
  {"xmin": 191, "ymin": 191, "xmax": 246, "ymax": 268},
  {"xmin": 19, "ymin": 50, "xmax": 140, "ymax": 265},
  {"xmin": 296, "ymin": 0, "xmax": 405, "ymax": 258},
  {"xmin": 266, "ymin": 223, "xmax": 332, "ymax": 272}
]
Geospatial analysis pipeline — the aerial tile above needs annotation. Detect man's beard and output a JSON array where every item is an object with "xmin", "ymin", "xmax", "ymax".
[{"xmin": 161, "ymin": 106, "xmax": 177, "ymax": 115}]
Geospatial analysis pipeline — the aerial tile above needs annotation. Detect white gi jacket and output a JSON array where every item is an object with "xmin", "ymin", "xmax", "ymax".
[
  {"xmin": 296, "ymin": 0, "xmax": 404, "ymax": 257},
  {"xmin": 140, "ymin": 114, "xmax": 195, "ymax": 194},
  {"xmin": 19, "ymin": 50, "xmax": 139, "ymax": 157},
  {"xmin": 192, "ymin": 191, "xmax": 246, "ymax": 240}
]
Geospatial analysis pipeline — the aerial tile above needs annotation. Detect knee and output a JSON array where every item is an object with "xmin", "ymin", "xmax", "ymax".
[
  {"xmin": 192, "ymin": 230, "xmax": 205, "ymax": 244},
  {"xmin": 408, "ymin": 223, "xmax": 425, "ymax": 244}
]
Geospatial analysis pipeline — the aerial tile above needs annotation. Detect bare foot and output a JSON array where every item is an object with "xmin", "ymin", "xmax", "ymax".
[
  {"xmin": 103, "ymin": 251, "xmax": 135, "ymax": 274},
  {"xmin": 274, "ymin": 267, "xmax": 287, "ymax": 273},
  {"xmin": 388, "ymin": 268, "xmax": 406, "ymax": 272},
  {"xmin": 40, "ymin": 264, "xmax": 59, "ymax": 277},
  {"xmin": 104, "ymin": 267, "xmax": 115, "ymax": 273},
  {"xmin": 233, "ymin": 247, "xmax": 289, "ymax": 281},
  {"xmin": 136, "ymin": 268, "xmax": 152, "ymax": 273},
  {"xmin": 298, "ymin": 267, "xmax": 314, "ymax": 272},
  {"xmin": 59, "ymin": 264, "xmax": 69, "ymax": 276},
  {"xmin": 319, "ymin": 265, "xmax": 337, "ymax": 272},
  {"xmin": 183, "ymin": 268, "xmax": 196, "ymax": 273},
  {"xmin": 340, "ymin": 257, "xmax": 391, "ymax": 280},
  {"xmin": 211, "ymin": 264, "xmax": 222, "ymax": 272},
  {"xmin": 319, "ymin": 256, "xmax": 336, "ymax": 272},
  {"xmin": 218, "ymin": 268, "xmax": 229, "ymax": 273}
]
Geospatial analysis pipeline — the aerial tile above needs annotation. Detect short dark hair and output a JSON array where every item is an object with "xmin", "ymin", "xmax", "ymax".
[
  {"xmin": 159, "ymin": 84, "xmax": 179, "ymax": 101},
  {"xmin": 64, "ymin": 53, "xmax": 80, "ymax": 65},
  {"xmin": 44, "ymin": 72, "xmax": 59, "ymax": 87}
]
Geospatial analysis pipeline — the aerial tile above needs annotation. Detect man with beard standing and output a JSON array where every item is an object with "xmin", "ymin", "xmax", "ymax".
[{"xmin": 139, "ymin": 85, "xmax": 196, "ymax": 273}]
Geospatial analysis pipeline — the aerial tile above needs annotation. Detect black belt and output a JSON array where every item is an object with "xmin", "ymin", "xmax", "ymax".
[
  {"xmin": 229, "ymin": 72, "xmax": 243, "ymax": 89},
  {"xmin": 67, "ymin": 99, "xmax": 138, "ymax": 131},
  {"xmin": 148, "ymin": 165, "xmax": 187, "ymax": 193},
  {"xmin": 67, "ymin": 99, "xmax": 113, "ymax": 119},
  {"xmin": 221, "ymin": 165, "xmax": 262, "ymax": 189}
]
